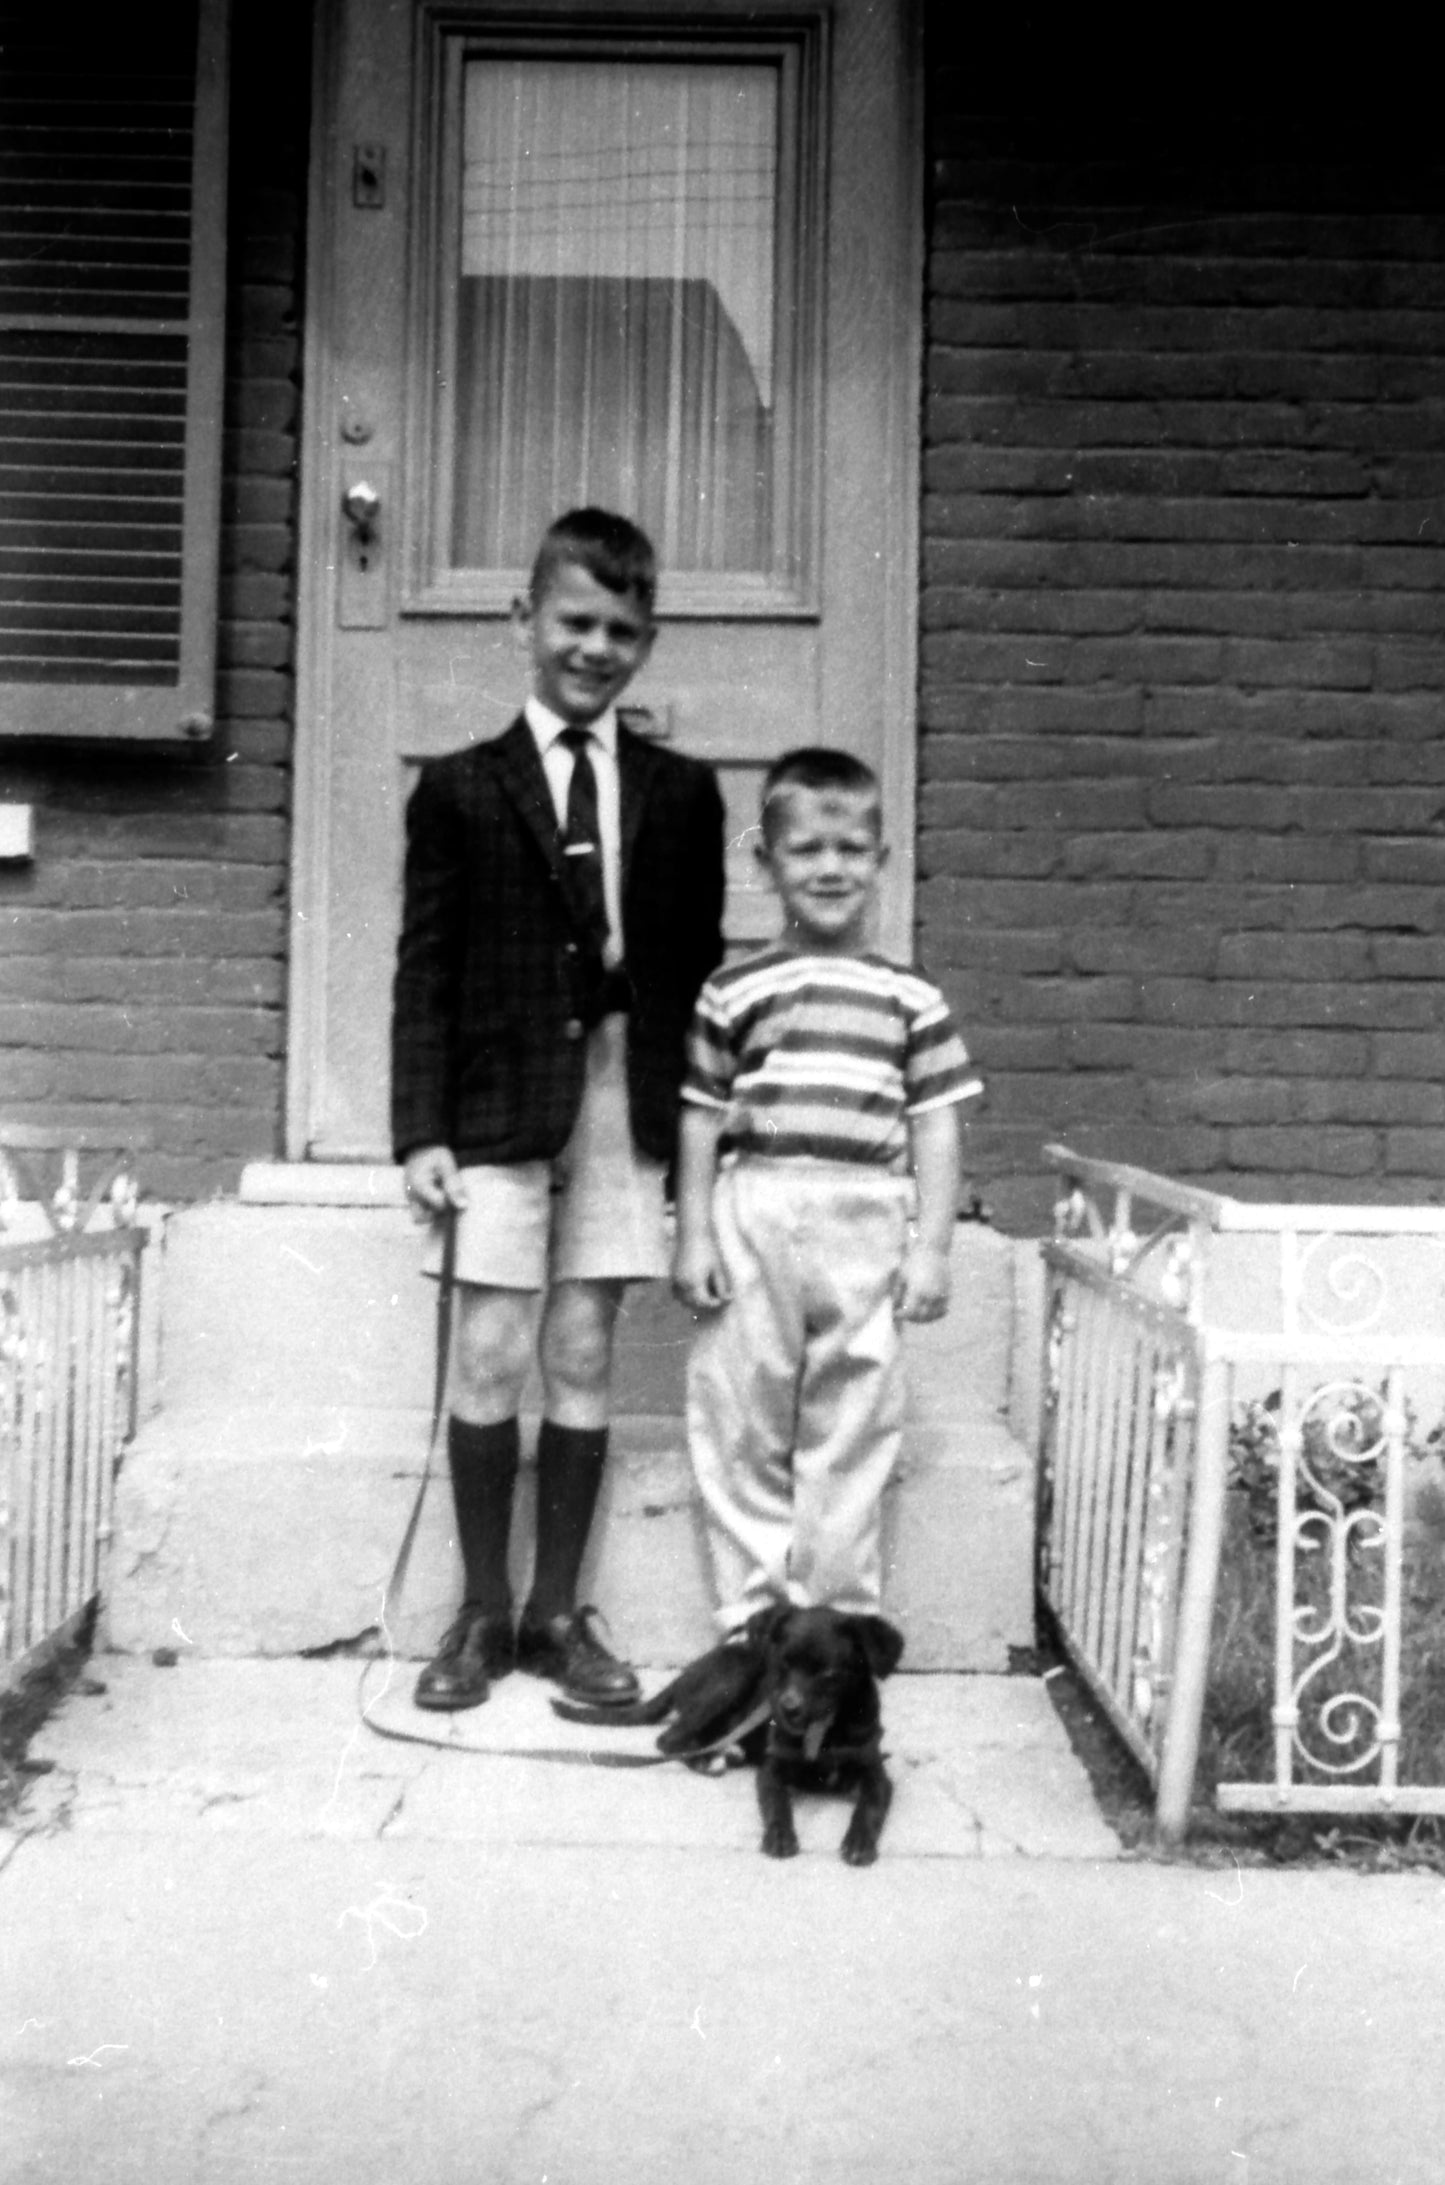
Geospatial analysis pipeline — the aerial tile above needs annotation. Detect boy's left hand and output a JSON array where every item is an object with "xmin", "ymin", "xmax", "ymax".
[{"xmin": 894, "ymin": 1243, "xmax": 952, "ymax": 1323}]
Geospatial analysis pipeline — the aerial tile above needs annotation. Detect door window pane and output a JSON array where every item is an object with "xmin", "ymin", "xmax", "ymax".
[{"xmin": 451, "ymin": 59, "xmax": 777, "ymax": 575}]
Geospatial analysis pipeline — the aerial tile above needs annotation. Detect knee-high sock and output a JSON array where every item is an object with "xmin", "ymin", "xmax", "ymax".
[
  {"xmin": 448, "ymin": 1415, "xmax": 519, "ymax": 1615},
  {"xmin": 528, "ymin": 1419, "xmax": 608, "ymax": 1619}
]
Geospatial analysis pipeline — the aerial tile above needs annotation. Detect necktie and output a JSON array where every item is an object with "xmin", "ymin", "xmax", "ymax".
[{"xmin": 559, "ymin": 727, "xmax": 609, "ymax": 957}]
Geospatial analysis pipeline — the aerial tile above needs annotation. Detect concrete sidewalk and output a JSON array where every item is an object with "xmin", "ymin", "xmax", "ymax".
[{"xmin": 5, "ymin": 1658, "xmax": 1445, "ymax": 2184}]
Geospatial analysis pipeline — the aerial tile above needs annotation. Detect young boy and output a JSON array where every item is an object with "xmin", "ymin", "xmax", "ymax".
[
  {"xmin": 672, "ymin": 747, "xmax": 982, "ymax": 1632},
  {"xmin": 394, "ymin": 508, "xmax": 725, "ymax": 1711}
]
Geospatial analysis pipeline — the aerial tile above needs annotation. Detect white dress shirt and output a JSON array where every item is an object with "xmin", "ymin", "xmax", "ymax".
[{"xmin": 525, "ymin": 696, "xmax": 623, "ymax": 963}]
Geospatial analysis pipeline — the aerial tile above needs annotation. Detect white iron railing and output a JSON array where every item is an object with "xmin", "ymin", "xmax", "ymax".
[
  {"xmin": 0, "ymin": 1146, "xmax": 146, "ymax": 1686},
  {"xmin": 1040, "ymin": 1144, "xmax": 1445, "ymax": 1839}
]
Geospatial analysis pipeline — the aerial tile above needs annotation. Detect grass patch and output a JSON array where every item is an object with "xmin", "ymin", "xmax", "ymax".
[{"xmin": 1037, "ymin": 1388, "xmax": 1445, "ymax": 1869}]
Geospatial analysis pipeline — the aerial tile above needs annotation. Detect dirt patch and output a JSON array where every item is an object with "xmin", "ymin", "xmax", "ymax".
[{"xmin": 0, "ymin": 1613, "xmax": 97, "ymax": 1826}]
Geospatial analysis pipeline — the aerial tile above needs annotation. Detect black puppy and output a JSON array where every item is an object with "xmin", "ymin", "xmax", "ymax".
[
  {"xmin": 753, "ymin": 1605, "xmax": 904, "ymax": 1866},
  {"xmin": 554, "ymin": 1603, "xmax": 905, "ymax": 1862}
]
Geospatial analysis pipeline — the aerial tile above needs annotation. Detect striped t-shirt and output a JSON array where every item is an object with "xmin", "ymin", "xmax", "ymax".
[{"xmin": 681, "ymin": 946, "xmax": 983, "ymax": 1171}]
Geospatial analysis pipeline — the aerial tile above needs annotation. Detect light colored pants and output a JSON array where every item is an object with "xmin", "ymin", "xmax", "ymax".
[{"xmin": 686, "ymin": 1159, "xmax": 912, "ymax": 1628}]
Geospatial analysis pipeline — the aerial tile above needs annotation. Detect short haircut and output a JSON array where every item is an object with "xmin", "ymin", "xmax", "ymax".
[
  {"xmin": 529, "ymin": 507, "xmax": 658, "ymax": 617},
  {"xmin": 760, "ymin": 746, "xmax": 883, "ymax": 841}
]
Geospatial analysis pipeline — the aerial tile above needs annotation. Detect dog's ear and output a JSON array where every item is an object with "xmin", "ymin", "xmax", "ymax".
[
  {"xmin": 847, "ymin": 1615, "xmax": 905, "ymax": 1680},
  {"xmin": 741, "ymin": 1603, "xmax": 791, "ymax": 1648}
]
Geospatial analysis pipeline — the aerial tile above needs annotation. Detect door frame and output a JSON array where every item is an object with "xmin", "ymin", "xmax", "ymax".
[{"xmin": 287, "ymin": 0, "xmax": 923, "ymax": 1164}]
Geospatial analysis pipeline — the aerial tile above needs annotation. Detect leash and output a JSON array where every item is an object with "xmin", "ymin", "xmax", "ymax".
[{"xmin": 356, "ymin": 1212, "xmax": 755, "ymax": 1769}]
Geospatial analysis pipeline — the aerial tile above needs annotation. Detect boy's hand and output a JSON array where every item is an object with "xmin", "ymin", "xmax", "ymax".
[
  {"xmin": 403, "ymin": 1145, "xmax": 469, "ymax": 1220},
  {"xmin": 895, "ymin": 1241, "xmax": 952, "ymax": 1323},
  {"xmin": 672, "ymin": 1232, "xmax": 732, "ymax": 1313}
]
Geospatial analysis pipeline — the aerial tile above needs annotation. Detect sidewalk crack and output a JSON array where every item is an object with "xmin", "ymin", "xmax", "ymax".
[{"xmin": 377, "ymin": 1783, "xmax": 408, "ymax": 1836}]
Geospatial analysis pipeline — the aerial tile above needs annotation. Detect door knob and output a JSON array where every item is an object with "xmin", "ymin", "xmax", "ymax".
[{"xmin": 342, "ymin": 480, "xmax": 381, "ymax": 541}]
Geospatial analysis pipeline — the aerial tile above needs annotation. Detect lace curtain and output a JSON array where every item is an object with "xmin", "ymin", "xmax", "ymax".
[{"xmin": 450, "ymin": 59, "xmax": 778, "ymax": 574}]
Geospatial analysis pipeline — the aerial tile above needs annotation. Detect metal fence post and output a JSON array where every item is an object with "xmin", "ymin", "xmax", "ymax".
[{"xmin": 1154, "ymin": 1353, "xmax": 1230, "ymax": 1842}]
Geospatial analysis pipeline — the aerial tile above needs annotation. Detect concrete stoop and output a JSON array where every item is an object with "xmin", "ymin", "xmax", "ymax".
[{"xmin": 105, "ymin": 1183, "xmax": 1042, "ymax": 1670}]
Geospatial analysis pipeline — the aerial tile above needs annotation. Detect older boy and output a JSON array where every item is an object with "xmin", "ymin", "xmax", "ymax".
[
  {"xmin": 395, "ymin": 508, "xmax": 725, "ymax": 1710},
  {"xmin": 672, "ymin": 747, "xmax": 982, "ymax": 1631}
]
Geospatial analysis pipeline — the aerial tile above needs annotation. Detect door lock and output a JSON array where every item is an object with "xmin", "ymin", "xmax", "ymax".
[
  {"xmin": 337, "ymin": 464, "xmax": 390, "ymax": 629},
  {"xmin": 342, "ymin": 480, "xmax": 381, "ymax": 551}
]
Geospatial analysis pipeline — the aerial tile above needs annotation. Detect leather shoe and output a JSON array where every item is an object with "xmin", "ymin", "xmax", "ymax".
[
  {"xmin": 414, "ymin": 1609, "xmax": 515, "ymax": 1713},
  {"xmin": 516, "ymin": 1604, "xmax": 641, "ymax": 1707}
]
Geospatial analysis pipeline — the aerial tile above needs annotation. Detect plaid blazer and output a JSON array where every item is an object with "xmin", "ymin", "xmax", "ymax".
[{"xmin": 391, "ymin": 715, "xmax": 726, "ymax": 1166}]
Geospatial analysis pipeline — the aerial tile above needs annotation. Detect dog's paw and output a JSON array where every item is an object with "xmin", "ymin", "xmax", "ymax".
[
  {"xmin": 840, "ymin": 1833, "xmax": 880, "ymax": 1867},
  {"xmin": 760, "ymin": 1825, "xmax": 800, "ymax": 1859}
]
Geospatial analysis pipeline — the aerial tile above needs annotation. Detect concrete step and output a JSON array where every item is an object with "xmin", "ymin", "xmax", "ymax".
[{"xmin": 105, "ymin": 1192, "xmax": 1042, "ymax": 1670}]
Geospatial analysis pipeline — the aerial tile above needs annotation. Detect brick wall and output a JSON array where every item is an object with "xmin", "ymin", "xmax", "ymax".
[
  {"xmin": 0, "ymin": 3, "xmax": 310, "ymax": 1202},
  {"xmin": 920, "ymin": 96, "xmax": 1445, "ymax": 1231}
]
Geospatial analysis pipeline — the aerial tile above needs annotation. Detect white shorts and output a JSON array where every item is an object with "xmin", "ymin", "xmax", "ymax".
[{"xmin": 421, "ymin": 1015, "xmax": 669, "ymax": 1290}]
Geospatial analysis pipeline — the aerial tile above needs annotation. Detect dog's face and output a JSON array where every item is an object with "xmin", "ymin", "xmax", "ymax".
[{"xmin": 747, "ymin": 1606, "xmax": 904, "ymax": 1758}]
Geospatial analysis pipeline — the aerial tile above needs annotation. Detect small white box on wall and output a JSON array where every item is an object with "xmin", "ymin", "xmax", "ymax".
[{"xmin": 0, "ymin": 803, "xmax": 35, "ymax": 861}]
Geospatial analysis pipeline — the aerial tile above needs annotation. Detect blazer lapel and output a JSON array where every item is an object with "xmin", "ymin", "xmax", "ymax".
[
  {"xmin": 618, "ymin": 725, "xmax": 661, "ymax": 888},
  {"xmin": 493, "ymin": 716, "xmax": 565, "ymax": 885}
]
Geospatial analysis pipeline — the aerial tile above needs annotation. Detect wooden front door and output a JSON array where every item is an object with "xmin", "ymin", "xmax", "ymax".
[{"xmin": 291, "ymin": 0, "xmax": 921, "ymax": 1161}]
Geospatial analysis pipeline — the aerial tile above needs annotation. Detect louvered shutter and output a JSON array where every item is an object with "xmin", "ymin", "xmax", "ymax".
[{"xmin": 0, "ymin": 0, "xmax": 229, "ymax": 739}]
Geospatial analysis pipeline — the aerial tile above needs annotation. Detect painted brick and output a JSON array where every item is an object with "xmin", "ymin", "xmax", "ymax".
[
  {"xmin": 5, "ymin": 863, "xmax": 280, "ymax": 914},
  {"xmin": 1372, "ymin": 941, "xmax": 1445, "ymax": 981},
  {"xmin": 1363, "ymin": 839, "xmax": 1445, "ymax": 883},
  {"xmin": 46, "ymin": 1053, "xmax": 241, "ymax": 1105},
  {"xmin": 1, "ymin": 1054, "xmax": 55, "ymax": 1098},
  {"xmin": 1063, "ymin": 927, "xmax": 1218, "ymax": 977},
  {"xmin": 1220, "ymin": 1030, "xmax": 1372, "ymax": 1077},
  {"xmin": 1224, "ymin": 638, "xmax": 1376, "ymax": 689},
  {"xmin": 1384, "ymin": 1133, "xmax": 1445, "ymax": 1174},
  {"xmin": 232, "ymin": 382, "xmax": 300, "ymax": 434},
  {"xmin": 222, "ymin": 573, "xmax": 293, "ymax": 621},
  {"xmin": 1212, "ymin": 837, "xmax": 1363, "ymax": 882},
  {"xmin": 919, "ymin": 687, "xmax": 1146, "ymax": 736},
  {"xmin": 1010, "ymin": 977, "xmax": 1139, "ymax": 1024},
  {"xmin": 0, "ymin": 1003, "xmax": 280, "ymax": 1055},
  {"xmin": 917, "ymin": 877, "xmax": 1136, "ymax": 928},
  {"xmin": 1215, "ymin": 934, "xmax": 1373, "ymax": 981},
  {"xmin": 1166, "ymin": 1079, "xmax": 1297, "ymax": 1126},
  {"xmin": 971, "ymin": 1027, "xmax": 1067, "ymax": 1071},
  {"xmin": 991, "ymin": 1072, "xmax": 1146, "ymax": 1124},
  {"xmin": 218, "ymin": 624, "xmax": 293, "ymax": 671},
  {"xmin": 919, "ymin": 741, "xmax": 1135, "ymax": 791},
  {"xmin": 33, "ymin": 815, "xmax": 287, "ymax": 863},
  {"xmin": 1146, "ymin": 784, "xmax": 1300, "ymax": 830},
  {"xmin": 1063, "ymin": 1024, "xmax": 1218, "ymax": 1074},
  {"xmin": 917, "ymin": 928, "xmax": 1066, "ymax": 977},
  {"xmin": 1142, "ymin": 979, "xmax": 1436, "ymax": 1031},
  {"xmin": 224, "ymin": 428, "xmax": 297, "ymax": 483},
  {"xmin": 1064, "ymin": 834, "xmax": 1213, "ymax": 880},
  {"xmin": 1227, "ymin": 1128, "xmax": 1378, "ymax": 1176},
  {"xmin": 1374, "ymin": 1034, "xmax": 1445, "ymax": 1078},
  {"xmin": 916, "ymin": 833, "xmax": 1063, "ymax": 880},
  {"xmin": 1298, "ymin": 1082, "xmax": 1445, "ymax": 1126},
  {"xmin": 1071, "ymin": 637, "xmax": 1227, "ymax": 685},
  {"xmin": 2, "ymin": 910, "xmax": 284, "ymax": 958},
  {"xmin": 989, "ymin": 783, "xmax": 1149, "ymax": 831},
  {"xmin": 56, "ymin": 959, "xmax": 286, "ymax": 1006},
  {"xmin": 223, "ymin": 525, "xmax": 293, "ymax": 574},
  {"xmin": 1207, "ymin": 743, "xmax": 1419, "ymax": 793}
]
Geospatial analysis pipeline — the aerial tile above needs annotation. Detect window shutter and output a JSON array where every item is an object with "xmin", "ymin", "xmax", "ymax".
[{"xmin": 0, "ymin": 0, "xmax": 229, "ymax": 739}]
